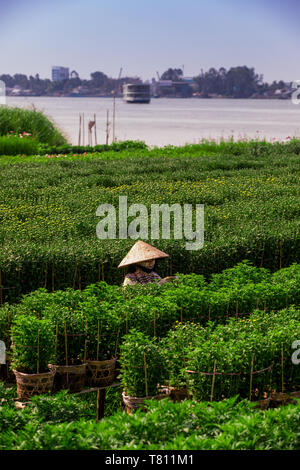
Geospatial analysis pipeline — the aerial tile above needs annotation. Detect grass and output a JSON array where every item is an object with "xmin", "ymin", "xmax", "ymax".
[
  {"xmin": 0, "ymin": 135, "xmax": 39, "ymax": 155},
  {"xmin": 0, "ymin": 106, "xmax": 67, "ymax": 146}
]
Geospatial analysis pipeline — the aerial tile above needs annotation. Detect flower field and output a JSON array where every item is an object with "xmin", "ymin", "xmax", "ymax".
[
  {"xmin": 0, "ymin": 138, "xmax": 299, "ymax": 450},
  {"xmin": 0, "ymin": 141, "xmax": 300, "ymax": 303}
]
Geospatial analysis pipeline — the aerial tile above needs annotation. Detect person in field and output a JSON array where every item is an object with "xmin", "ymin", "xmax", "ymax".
[{"xmin": 118, "ymin": 240, "xmax": 176, "ymax": 286}]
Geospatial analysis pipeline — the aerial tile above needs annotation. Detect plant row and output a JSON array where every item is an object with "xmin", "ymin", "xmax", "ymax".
[
  {"xmin": 119, "ymin": 306, "xmax": 300, "ymax": 401},
  {"xmin": 0, "ymin": 387, "xmax": 299, "ymax": 450}
]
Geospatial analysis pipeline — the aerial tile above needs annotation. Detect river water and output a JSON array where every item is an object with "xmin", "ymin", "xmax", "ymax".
[{"xmin": 6, "ymin": 97, "xmax": 300, "ymax": 146}]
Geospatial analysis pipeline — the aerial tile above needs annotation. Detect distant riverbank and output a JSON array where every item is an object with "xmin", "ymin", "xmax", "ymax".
[{"xmin": 7, "ymin": 96, "xmax": 300, "ymax": 146}]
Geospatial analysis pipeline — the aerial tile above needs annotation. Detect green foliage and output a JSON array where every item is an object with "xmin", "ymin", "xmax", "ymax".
[
  {"xmin": 1, "ymin": 263, "xmax": 300, "ymax": 368},
  {"xmin": 0, "ymin": 303, "xmax": 16, "ymax": 347},
  {"xmin": 0, "ymin": 107, "xmax": 66, "ymax": 145},
  {"xmin": 23, "ymin": 390, "xmax": 95, "ymax": 424},
  {"xmin": 119, "ymin": 330, "xmax": 167, "ymax": 397},
  {"xmin": 0, "ymin": 135, "xmax": 39, "ymax": 155},
  {"xmin": 161, "ymin": 322, "xmax": 207, "ymax": 388},
  {"xmin": 11, "ymin": 315, "xmax": 55, "ymax": 373},
  {"xmin": 40, "ymin": 140, "xmax": 148, "ymax": 155},
  {"xmin": 78, "ymin": 297, "xmax": 121, "ymax": 360},
  {"xmin": 113, "ymin": 295, "xmax": 179, "ymax": 338},
  {"xmin": 43, "ymin": 306, "xmax": 86, "ymax": 366},
  {"xmin": 186, "ymin": 308, "xmax": 300, "ymax": 400},
  {"xmin": 0, "ymin": 397, "xmax": 299, "ymax": 450},
  {"xmin": 0, "ymin": 142, "xmax": 300, "ymax": 301},
  {"xmin": 0, "ymin": 383, "xmax": 17, "ymax": 407}
]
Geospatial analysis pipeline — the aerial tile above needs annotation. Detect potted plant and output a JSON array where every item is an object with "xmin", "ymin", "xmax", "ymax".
[
  {"xmin": 45, "ymin": 306, "xmax": 87, "ymax": 393},
  {"xmin": 161, "ymin": 322, "xmax": 205, "ymax": 402},
  {"xmin": 119, "ymin": 329, "xmax": 170, "ymax": 414},
  {"xmin": 11, "ymin": 315, "xmax": 55, "ymax": 400},
  {"xmin": 80, "ymin": 297, "xmax": 121, "ymax": 387},
  {"xmin": 0, "ymin": 304, "xmax": 16, "ymax": 383}
]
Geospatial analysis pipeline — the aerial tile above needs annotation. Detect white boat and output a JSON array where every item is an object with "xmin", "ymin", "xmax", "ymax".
[{"xmin": 123, "ymin": 83, "xmax": 151, "ymax": 103}]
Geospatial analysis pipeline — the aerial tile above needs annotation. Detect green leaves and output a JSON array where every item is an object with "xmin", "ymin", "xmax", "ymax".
[
  {"xmin": 0, "ymin": 144, "xmax": 300, "ymax": 302},
  {"xmin": 11, "ymin": 316, "xmax": 55, "ymax": 373},
  {"xmin": 119, "ymin": 330, "xmax": 167, "ymax": 397},
  {"xmin": 1, "ymin": 396, "xmax": 300, "ymax": 450}
]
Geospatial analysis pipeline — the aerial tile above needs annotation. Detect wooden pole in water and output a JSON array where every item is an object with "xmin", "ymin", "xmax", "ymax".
[
  {"xmin": 94, "ymin": 114, "xmax": 97, "ymax": 145},
  {"xmin": 82, "ymin": 113, "xmax": 85, "ymax": 146},
  {"xmin": 112, "ymin": 94, "xmax": 116, "ymax": 142},
  {"xmin": 78, "ymin": 114, "xmax": 81, "ymax": 146},
  {"xmin": 106, "ymin": 110, "xmax": 110, "ymax": 145}
]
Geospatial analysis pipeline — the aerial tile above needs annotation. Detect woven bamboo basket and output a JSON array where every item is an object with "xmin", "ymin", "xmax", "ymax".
[
  {"xmin": 122, "ymin": 389, "xmax": 171, "ymax": 414},
  {"xmin": 86, "ymin": 358, "xmax": 116, "ymax": 387},
  {"xmin": 13, "ymin": 369, "xmax": 55, "ymax": 400},
  {"xmin": 49, "ymin": 363, "xmax": 87, "ymax": 393}
]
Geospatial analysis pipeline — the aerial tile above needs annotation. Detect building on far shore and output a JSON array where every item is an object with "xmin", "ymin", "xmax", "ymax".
[{"xmin": 52, "ymin": 66, "xmax": 69, "ymax": 81}]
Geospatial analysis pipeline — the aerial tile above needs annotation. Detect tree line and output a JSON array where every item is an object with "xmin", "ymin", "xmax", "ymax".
[{"xmin": 0, "ymin": 66, "xmax": 289, "ymax": 98}]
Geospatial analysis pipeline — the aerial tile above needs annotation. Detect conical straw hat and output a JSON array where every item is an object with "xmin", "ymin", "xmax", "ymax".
[{"xmin": 118, "ymin": 241, "xmax": 169, "ymax": 268}]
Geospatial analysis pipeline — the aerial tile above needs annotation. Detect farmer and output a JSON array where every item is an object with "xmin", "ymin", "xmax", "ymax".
[{"xmin": 118, "ymin": 240, "xmax": 176, "ymax": 286}]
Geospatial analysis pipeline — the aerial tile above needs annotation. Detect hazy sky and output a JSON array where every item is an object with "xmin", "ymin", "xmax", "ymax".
[{"xmin": 0, "ymin": 0, "xmax": 299, "ymax": 82}]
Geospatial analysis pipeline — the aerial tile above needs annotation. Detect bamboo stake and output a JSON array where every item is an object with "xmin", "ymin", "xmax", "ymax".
[
  {"xmin": 249, "ymin": 355, "xmax": 254, "ymax": 401},
  {"xmin": 281, "ymin": 344, "xmax": 284, "ymax": 393},
  {"xmin": 144, "ymin": 352, "xmax": 148, "ymax": 397},
  {"xmin": 180, "ymin": 307, "xmax": 183, "ymax": 323},
  {"xmin": 210, "ymin": 360, "xmax": 217, "ymax": 402},
  {"xmin": 73, "ymin": 264, "xmax": 78, "ymax": 290},
  {"xmin": 84, "ymin": 319, "xmax": 88, "ymax": 362},
  {"xmin": 64, "ymin": 323, "xmax": 68, "ymax": 366},
  {"xmin": 114, "ymin": 329, "xmax": 120, "ymax": 357},
  {"xmin": 96, "ymin": 320, "xmax": 100, "ymax": 361},
  {"xmin": 78, "ymin": 268, "xmax": 82, "ymax": 291},
  {"xmin": 51, "ymin": 263, "xmax": 55, "ymax": 292},
  {"xmin": 96, "ymin": 389, "xmax": 100, "ymax": 422},
  {"xmin": 0, "ymin": 269, "xmax": 2, "ymax": 306},
  {"xmin": 37, "ymin": 328, "xmax": 40, "ymax": 374},
  {"xmin": 55, "ymin": 324, "xmax": 58, "ymax": 359},
  {"xmin": 260, "ymin": 242, "xmax": 265, "ymax": 267},
  {"xmin": 44, "ymin": 263, "xmax": 48, "ymax": 289}
]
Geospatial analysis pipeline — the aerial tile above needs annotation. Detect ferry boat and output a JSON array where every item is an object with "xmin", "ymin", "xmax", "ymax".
[{"xmin": 123, "ymin": 83, "xmax": 151, "ymax": 103}]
